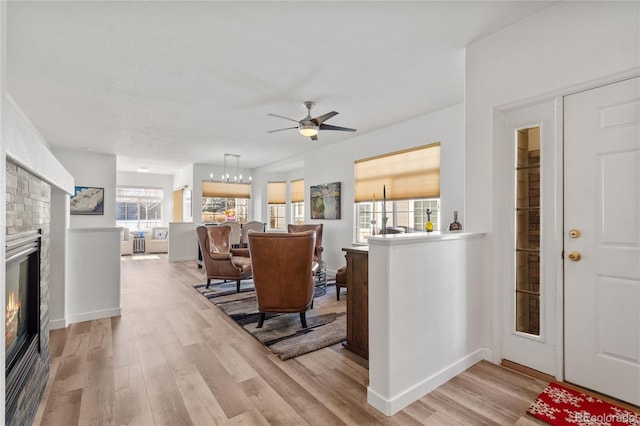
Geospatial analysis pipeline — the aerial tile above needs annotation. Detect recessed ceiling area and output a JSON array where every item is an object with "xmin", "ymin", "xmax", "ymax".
[{"xmin": 7, "ymin": 1, "xmax": 554, "ymax": 174}]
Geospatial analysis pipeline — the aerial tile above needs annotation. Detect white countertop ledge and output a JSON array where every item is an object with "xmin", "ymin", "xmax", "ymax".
[
  {"xmin": 68, "ymin": 227, "xmax": 122, "ymax": 233},
  {"xmin": 367, "ymin": 230, "xmax": 486, "ymax": 246}
]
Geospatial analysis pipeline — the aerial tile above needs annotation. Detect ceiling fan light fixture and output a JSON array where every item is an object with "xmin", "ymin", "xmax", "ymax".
[{"xmin": 299, "ymin": 123, "xmax": 319, "ymax": 137}]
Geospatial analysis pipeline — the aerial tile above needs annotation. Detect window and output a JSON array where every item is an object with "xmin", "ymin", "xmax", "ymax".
[
  {"xmin": 354, "ymin": 143, "xmax": 441, "ymax": 243},
  {"xmin": 201, "ymin": 181, "xmax": 250, "ymax": 224},
  {"xmin": 514, "ymin": 127, "xmax": 541, "ymax": 336},
  {"xmin": 291, "ymin": 179, "xmax": 305, "ymax": 225},
  {"xmin": 355, "ymin": 199, "xmax": 440, "ymax": 243},
  {"xmin": 116, "ymin": 187, "xmax": 163, "ymax": 231},
  {"xmin": 202, "ymin": 197, "xmax": 249, "ymax": 224},
  {"xmin": 268, "ymin": 181, "xmax": 286, "ymax": 229}
]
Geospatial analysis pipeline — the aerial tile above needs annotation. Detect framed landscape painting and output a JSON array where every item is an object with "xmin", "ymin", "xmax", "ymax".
[
  {"xmin": 70, "ymin": 186, "xmax": 104, "ymax": 215},
  {"xmin": 310, "ymin": 182, "xmax": 341, "ymax": 219}
]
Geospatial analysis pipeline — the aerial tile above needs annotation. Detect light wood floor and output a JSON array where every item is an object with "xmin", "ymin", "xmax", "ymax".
[{"xmin": 34, "ymin": 254, "xmax": 549, "ymax": 425}]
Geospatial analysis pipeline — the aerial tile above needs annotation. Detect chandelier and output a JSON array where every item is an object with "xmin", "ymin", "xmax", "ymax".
[{"xmin": 210, "ymin": 153, "xmax": 251, "ymax": 184}]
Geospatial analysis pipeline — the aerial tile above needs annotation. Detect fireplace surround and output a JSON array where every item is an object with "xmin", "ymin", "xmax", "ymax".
[
  {"xmin": 5, "ymin": 231, "xmax": 41, "ymax": 420},
  {"xmin": 5, "ymin": 160, "xmax": 51, "ymax": 426}
]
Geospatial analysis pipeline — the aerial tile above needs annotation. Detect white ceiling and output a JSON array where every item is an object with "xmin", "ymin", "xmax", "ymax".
[{"xmin": 7, "ymin": 1, "xmax": 554, "ymax": 175}]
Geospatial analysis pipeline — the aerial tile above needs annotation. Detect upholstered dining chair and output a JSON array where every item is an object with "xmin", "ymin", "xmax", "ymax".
[
  {"xmin": 196, "ymin": 225, "xmax": 252, "ymax": 292},
  {"xmin": 223, "ymin": 222, "xmax": 242, "ymax": 248},
  {"xmin": 240, "ymin": 221, "xmax": 266, "ymax": 247},
  {"xmin": 287, "ymin": 223, "xmax": 323, "ymax": 262},
  {"xmin": 248, "ymin": 230, "xmax": 318, "ymax": 329},
  {"xmin": 335, "ymin": 264, "xmax": 347, "ymax": 301}
]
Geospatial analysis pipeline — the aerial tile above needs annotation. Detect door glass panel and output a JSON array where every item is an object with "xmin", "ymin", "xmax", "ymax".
[{"xmin": 515, "ymin": 127, "xmax": 541, "ymax": 336}]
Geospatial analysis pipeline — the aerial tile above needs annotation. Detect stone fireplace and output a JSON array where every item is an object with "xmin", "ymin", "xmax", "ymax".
[{"xmin": 5, "ymin": 161, "xmax": 51, "ymax": 426}]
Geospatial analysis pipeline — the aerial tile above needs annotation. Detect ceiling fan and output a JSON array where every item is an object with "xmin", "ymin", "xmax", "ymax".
[{"xmin": 267, "ymin": 101, "xmax": 357, "ymax": 140}]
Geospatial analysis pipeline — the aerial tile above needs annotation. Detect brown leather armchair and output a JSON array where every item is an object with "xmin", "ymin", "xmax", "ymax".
[
  {"xmin": 196, "ymin": 225, "xmax": 252, "ymax": 292},
  {"xmin": 248, "ymin": 230, "xmax": 317, "ymax": 329},
  {"xmin": 287, "ymin": 223, "xmax": 323, "ymax": 262}
]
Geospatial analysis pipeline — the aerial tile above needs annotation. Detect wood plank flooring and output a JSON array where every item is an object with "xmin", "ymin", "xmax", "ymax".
[{"xmin": 34, "ymin": 254, "xmax": 549, "ymax": 425}]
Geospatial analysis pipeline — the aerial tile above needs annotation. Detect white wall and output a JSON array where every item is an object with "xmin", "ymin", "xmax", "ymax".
[
  {"xmin": 54, "ymin": 149, "xmax": 117, "ymax": 227},
  {"xmin": 4, "ymin": 98, "xmax": 74, "ymax": 194},
  {"xmin": 117, "ymin": 171, "xmax": 174, "ymax": 227},
  {"xmin": 49, "ymin": 190, "xmax": 69, "ymax": 329},
  {"xmin": 264, "ymin": 103, "xmax": 466, "ymax": 273},
  {"xmin": 466, "ymin": 1, "xmax": 640, "ymax": 231},
  {"xmin": 168, "ymin": 222, "xmax": 198, "ymax": 262},
  {"xmin": 66, "ymin": 227, "xmax": 121, "ymax": 324},
  {"xmin": 173, "ymin": 164, "xmax": 194, "ymax": 221},
  {"xmin": 465, "ymin": 1, "xmax": 640, "ymax": 364},
  {"xmin": 251, "ymin": 169, "xmax": 289, "ymax": 227},
  {"xmin": 368, "ymin": 232, "xmax": 489, "ymax": 414}
]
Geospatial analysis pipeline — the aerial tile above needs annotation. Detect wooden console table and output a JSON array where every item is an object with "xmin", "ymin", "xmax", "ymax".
[{"xmin": 342, "ymin": 246, "xmax": 368, "ymax": 359}]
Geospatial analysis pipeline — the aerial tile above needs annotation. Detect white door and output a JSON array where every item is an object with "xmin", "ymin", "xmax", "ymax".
[
  {"xmin": 564, "ymin": 77, "xmax": 640, "ymax": 406},
  {"xmin": 501, "ymin": 100, "xmax": 560, "ymax": 376}
]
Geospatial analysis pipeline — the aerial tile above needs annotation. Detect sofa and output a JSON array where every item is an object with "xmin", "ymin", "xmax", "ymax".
[
  {"xmin": 120, "ymin": 228, "xmax": 133, "ymax": 255},
  {"xmin": 145, "ymin": 227, "xmax": 169, "ymax": 253}
]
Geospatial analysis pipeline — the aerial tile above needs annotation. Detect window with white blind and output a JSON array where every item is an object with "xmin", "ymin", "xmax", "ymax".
[
  {"xmin": 354, "ymin": 142, "xmax": 441, "ymax": 242},
  {"xmin": 291, "ymin": 179, "xmax": 305, "ymax": 225},
  {"xmin": 268, "ymin": 181, "xmax": 286, "ymax": 229},
  {"xmin": 201, "ymin": 181, "xmax": 250, "ymax": 223}
]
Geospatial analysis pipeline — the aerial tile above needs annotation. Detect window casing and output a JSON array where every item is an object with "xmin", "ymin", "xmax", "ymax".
[
  {"xmin": 291, "ymin": 203, "xmax": 304, "ymax": 225},
  {"xmin": 116, "ymin": 187, "xmax": 163, "ymax": 231}
]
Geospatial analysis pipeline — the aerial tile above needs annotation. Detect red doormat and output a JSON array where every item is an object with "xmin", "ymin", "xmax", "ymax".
[{"xmin": 527, "ymin": 382, "xmax": 639, "ymax": 426}]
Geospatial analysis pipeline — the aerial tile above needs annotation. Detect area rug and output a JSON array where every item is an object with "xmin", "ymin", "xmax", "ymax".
[
  {"xmin": 194, "ymin": 279, "xmax": 346, "ymax": 360},
  {"xmin": 527, "ymin": 382, "xmax": 639, "ymax": 426}
]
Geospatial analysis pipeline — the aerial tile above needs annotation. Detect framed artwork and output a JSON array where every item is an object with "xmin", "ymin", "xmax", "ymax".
[
  {"xmin": 310, "ymin": 182, "xmax": 341, "ymax": 220},
  {"xmin": 70, "ymin": 186, "xmax": 104, "ymax": 215}
]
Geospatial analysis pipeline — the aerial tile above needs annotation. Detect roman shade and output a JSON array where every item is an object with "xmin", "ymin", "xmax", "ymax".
[
  {"xmin": 268, "ymin": 181, "xmax": 286, "ymax": 204},
  {"xmin": 354, "ymin": 142, "xmax": 441, "ymax": 202},
  {"xmin": 202, "ymin": 181, "xmax": 251, "ymax": 199},
  {"xmin": 291, "ymin": 179, "xmax": 305, "ymax": 203}
]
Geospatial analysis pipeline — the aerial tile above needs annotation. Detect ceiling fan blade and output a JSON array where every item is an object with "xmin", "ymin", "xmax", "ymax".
[
  {"xmin": 319, "ymin": 124, "xmax": 357, "ymax": 132},
  {"xmin": 312, "ymin": 111, "xmax": 338, "ymax": 125},
  {"xmin": 267, "ymin": 113, "xmax": 300, "ymax": 123},
  {"xmin": 310, "ymin": 134, "xmax": 318, "ymax": 141},
  {"xmin": 267, "ymin": 126, "xmax": 298, "ymax": 133}
]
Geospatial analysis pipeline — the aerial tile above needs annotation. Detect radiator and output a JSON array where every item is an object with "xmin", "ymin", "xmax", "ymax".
[{"xmin": 133, "ymin": 237, "xmax": 145, "ymax": 253}]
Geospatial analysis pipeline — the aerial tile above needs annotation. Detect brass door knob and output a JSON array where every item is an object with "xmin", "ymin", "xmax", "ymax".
[
  {"xmin": 569, "ymin": 229, "xmax": 581, "ymax": 238},
  {"xmin": 567, "ymin": 251, "xmax": 582, "ymax": 262}
]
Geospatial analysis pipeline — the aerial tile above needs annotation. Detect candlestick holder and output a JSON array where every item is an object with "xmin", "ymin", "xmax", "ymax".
[{"xmin": 381, "ymin": 216, "xmax": 388, "ymax": 234}]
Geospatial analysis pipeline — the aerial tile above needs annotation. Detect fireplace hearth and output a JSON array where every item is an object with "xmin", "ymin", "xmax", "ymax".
[{"xmin": 5, "ymin": 230, "xmax": 41, "ymax": 422}]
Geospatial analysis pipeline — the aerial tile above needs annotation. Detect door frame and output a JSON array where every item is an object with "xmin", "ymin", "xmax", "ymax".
[
  {"xmin": 490, "ymin": 68, "xmax": 640, "ymax": 381},
  {"xmin": 493, "ymin": 97, "xmax": 565, "ymax": 379}
]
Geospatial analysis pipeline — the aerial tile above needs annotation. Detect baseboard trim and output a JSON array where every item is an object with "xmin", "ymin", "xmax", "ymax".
[
  {"xmin": 168, "ymin": 256, "xmax": 197, "ymax": 262},
  {"xmin": 48, "ymin": 318, "xmax": 67, "ymax": 330},
  {"xmin": 500, "ymin": 359, "xmax": 556, "ymax": 383},
  {"xmin": 367, "ymin": 348, "xmax": 492, "ymax": 416},
  {"xmin": 67, "ymin": 307, "xmax": 121, "ymax": 325}
]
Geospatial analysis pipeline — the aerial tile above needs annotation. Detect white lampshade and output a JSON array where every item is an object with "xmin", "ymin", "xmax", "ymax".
[{"xmin": 299, "ymin": 123, "xmax": 319, "ymax": 137}]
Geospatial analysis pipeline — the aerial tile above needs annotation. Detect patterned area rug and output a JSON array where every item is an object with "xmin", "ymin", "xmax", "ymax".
[
  {"xmin": 527, "ymin": 382, "xmax": 639, "ymax": 426},
  {"xmin": 194, "ymin": 279, "xmax": 346, "ymax": 360}
]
